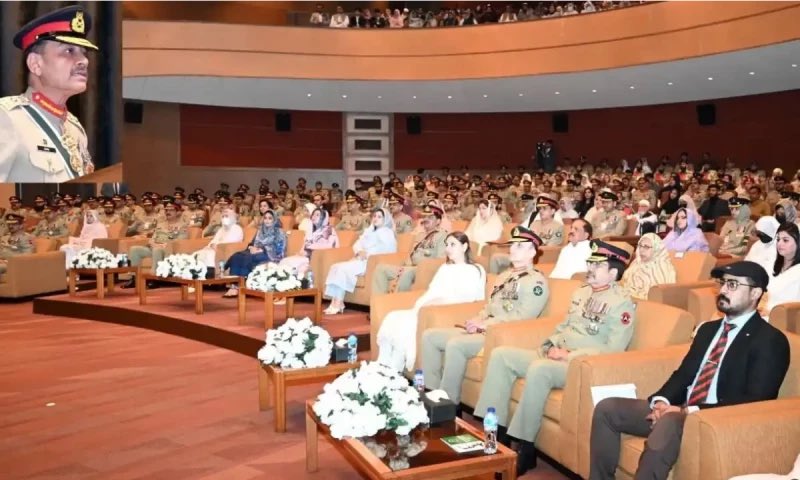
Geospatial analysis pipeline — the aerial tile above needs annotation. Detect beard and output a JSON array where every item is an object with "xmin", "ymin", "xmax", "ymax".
[{"xmin": 716, "ymin": 293, "xmax": 737, "ymax": 314}]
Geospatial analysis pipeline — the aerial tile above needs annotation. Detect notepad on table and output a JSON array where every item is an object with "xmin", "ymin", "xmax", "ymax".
[{"xmin": 441, "ymin": 433, "xmax": 485, "ymax": 453}]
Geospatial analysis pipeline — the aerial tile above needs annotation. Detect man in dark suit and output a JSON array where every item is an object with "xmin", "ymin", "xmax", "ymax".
[{"xmin": 589, "ymin": 261, "xmax": 791, "ymax": 480}]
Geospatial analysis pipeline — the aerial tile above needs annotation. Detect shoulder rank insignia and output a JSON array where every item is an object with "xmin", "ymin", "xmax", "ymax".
[{"xmin": 0, "ymin": 95, "xmax": 29, "ymax": 112}]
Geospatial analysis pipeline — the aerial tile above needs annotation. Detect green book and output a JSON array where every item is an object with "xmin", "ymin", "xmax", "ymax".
[{"xmin": 441, "ymin": 433, "xmax": 484, "ymax": 453}]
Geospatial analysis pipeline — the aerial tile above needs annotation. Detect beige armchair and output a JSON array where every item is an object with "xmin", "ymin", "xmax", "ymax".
[
  {"xmin": 576, "ymin": 332, "xmax": 800, "ymax": 480},
  {"xmin": 92, "ymin": 237, "xmax": 149, "ymax": 255},
  {"xmin": 0, "ymin": 251, "xmax": 67, "ymax": 298},
  {"xmin": 647, "ymin": 251, "xmax": 716, "ymax": 313}
]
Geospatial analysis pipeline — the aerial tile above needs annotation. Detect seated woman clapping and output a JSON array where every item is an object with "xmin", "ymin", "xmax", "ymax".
[
  {"xmin": 377, "ymin": 231, "xmax": 486, "ymax": 373},
  {"xmin": 279, "ymin": 207, "xmax": 339, "ymax": 277},
  {"xmin": 223, "ymin": 209, "xmax": 286, "ymax": 298},
  {"xmin": 323, "ymin": 208, "xmax": 396, "ymax": 314},
  {"xmin": 620, "ymin": 232, "xmax": 676, "ymax": 300}
]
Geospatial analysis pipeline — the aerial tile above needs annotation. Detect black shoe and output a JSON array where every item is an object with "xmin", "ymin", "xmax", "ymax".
[
  {"xmin": 121, "ymin": 277, "xmax": 137, "ymax": 289},
  {"xmin": 146, "ymin": 281, "xmax": 160, "ymax": 289},
  {"xmin": 497, "ymin": 425, "xmax": 511, "ymax": 447},
  {"xmin": 515, "ymin": 440, "xmax": 537, "ymax": 476}
]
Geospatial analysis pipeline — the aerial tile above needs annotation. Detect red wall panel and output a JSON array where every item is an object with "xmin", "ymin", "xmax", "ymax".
[
  {"xmin": 394, "ymin": 90, "xmax": 800, "ymax": 171},
  {"xmin": 180, "ymin": 105, "xmax": 342, "ymax": 169}
]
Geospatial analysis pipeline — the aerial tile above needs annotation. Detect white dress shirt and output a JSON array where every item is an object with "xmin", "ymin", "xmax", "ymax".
[{"xmin": 550, "ymin": 240, "xmax": 592, "ymax": 279}]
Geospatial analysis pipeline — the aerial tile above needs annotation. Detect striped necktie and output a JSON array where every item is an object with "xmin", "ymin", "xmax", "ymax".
[{"xmin": 687, "ymin": 322, "xmax": 736, "ymax": 406}]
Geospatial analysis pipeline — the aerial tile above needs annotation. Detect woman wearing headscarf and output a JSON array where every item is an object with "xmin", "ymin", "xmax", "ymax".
[
  {"xmin": 759, "ymin": 223, "xmax": 800, "ymax": 318},
  {"xmin": 663, "ymin": 207, "xmax": 710, "ymax": 253},
  {"xmin": 745, "ymin": 216, "xmax": 780, "ymax": 275},
  {"xmin": 465, "ymin": 199, "xmax": 503, "ymax": 255},
  {"xmin": 323, "ymin": 208, "xmax": 397, "ymax": 314},
  {"xmin": 295, "ymin": 202, "xmax": 317, "ymax": 237},
  {"xmin": 719, "ymin": 198, "xmax": 754, "ymax": 256},
  {"xmin": 279, "ymin": 207, "xmax": 339, "ymax": 277},
  {"xmin": 223, "ymin": 210, "xmax": 286, "ymax": 297},
  {"xmin": 774, "ymin": 199, "xmax": 799, "ymax": 227},
  {"xmin": 558, "ymin": 195, "xmax": 580, "ymax": 220},
  {"xmin": 665, "ymin": 193, "xmax": 698, "ymax": 229},
  {"xmin": 60, "ymin": 210, "xmax": 108, "ymax": 268},
  {"xmin": 620, "ymin": 233, "xmax": 676, "ymax": 300},
  {"xmin": 194, "ymin": 207, "xmax": 244, "ymax": 270},
  {"xmin": 377, "ymin": 231, "xmax": 486, "ymax": 373}
]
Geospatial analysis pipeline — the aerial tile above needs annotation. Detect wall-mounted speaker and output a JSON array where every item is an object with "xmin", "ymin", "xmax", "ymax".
[
  {"xmin": 123, "ymin": 102, "xmax": 143, "ymax": 124},
  {"xmin": 552, "ymin": 112, "xmax": 569, "ymax": 133},
  {"xmin": 696, "ymin": 103, "xmax": 716, "ymax": 126},
  {"xmin": 275, "ymin": 112, "xmax": 292, "ymax": 132},
  {"xmin": 406, "ymin": 115, "xmax": 422, "ymax": 135}
]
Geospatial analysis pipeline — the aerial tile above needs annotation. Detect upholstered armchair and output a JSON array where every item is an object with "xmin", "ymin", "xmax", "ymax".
[{"xmin": 0, "ymin": 251, "xmax": 67, "ymax": 298}]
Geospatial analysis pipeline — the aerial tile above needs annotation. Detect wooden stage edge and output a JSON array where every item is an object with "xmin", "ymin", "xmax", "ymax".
[{"xmin": 32, "ymin": 296, "xmax": 264, "ymax": 358}]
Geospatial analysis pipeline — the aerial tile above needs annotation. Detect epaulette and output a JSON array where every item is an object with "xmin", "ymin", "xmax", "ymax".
[
  {"xmin": 0, "ymin": 95, "xmax": 29, "ymax": 112},
  {"xmin": 66, "ymin": 112, "xmax": 86, "ymax": 134}
]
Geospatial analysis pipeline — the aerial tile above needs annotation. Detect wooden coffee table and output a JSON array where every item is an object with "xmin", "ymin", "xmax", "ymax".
[
  {"xmin": 137, "ymin": 273, "xmax": 243, "ymax": 314},
  {"xmin": 258, "ymin": 361, "xmax": 355, "ymax": 433},
  {"xmin": 305, "ymin": 400, "xmax": 517, "ymax": 479},
  {"xmin": 238, "ymin": 288, "xmax": 322, "ymax": 328},
  {"xmin": 68, "ymin": 266, "xmax": 140, "ymax": 299}
]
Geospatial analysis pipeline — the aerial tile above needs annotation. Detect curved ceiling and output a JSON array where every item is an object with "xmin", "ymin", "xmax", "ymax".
[{"xmin": 123, "ymin": 41, "xmax": 800, "ymax": 113}]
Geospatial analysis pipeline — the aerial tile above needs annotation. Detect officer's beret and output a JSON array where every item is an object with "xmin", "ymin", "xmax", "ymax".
[
  {"xmin": 599, "ymin": 191, "xmax": 619, "ymax": 202},
  {"xmin": 536, "ymin": 196, "xmax": 558, "ymax": 210},
  {"xmin": 504, "ymin": 226, "xmax": 543, "ymax": 248},
  {"xmin": 420, "ymin": 204, "xmax": 443, "ymax": 219},
  {"xmin": 13, "ymin": 5, "xmax": 99, "ymax": 52},
  {"xmin": 5, "ymin": 213, "xmax": 24, "ymax": 225},
  {"xmin": 587, "ymin": 240, "xmax": 631, "ymax": 264},
  {"xmin": 729, "ymin": 197, "xmax": 750, "ymax": 206}
]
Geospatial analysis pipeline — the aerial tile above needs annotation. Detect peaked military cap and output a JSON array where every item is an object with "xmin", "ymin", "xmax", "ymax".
[
  {"xmin": 536, "ymin": 196, "xmax": 558, "ymax": 210},
  {"xmin": 599, "ymin": 191, "xmax": 619, "ymax": 202},
  {"xmin": 520, "ymin": 193, "xmax": 535, "ymax": 201},
  {"xmin": 14, "ymin": 5, "xmax": 99, "ymax": 52},
  {"xmin": 444, "ymin": 193, "xmax": 457, "ymax": 202},
  {"xmin": 5, "ymin": 213, "xmax": 24, "ymax": 224},
  {"xmin": 420, "ymin": 204, "xmax": 443, "ymax": 219},
  {"xmin": 587, "ymin": 240, "xmax": 631, "ymax": 263},
  {"xmin": 504, "ymin": 226, "xmax": 543, "ymax": 248},
  {"xmin": 728, "ymin": 197, "xmax": 750, "ymax": 206}
]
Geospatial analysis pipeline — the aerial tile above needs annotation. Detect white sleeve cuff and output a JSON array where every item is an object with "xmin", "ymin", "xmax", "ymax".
[
  {"xmin": 685, "ymin": 406, "xmax": 700, "ymax": 414},
  {"xmin": 649, "ymin": 396, "xmax": 670, "ymax": 409}
]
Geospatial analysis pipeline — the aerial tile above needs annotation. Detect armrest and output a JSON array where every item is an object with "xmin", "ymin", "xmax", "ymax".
[
  {"xmin": 536, "ymin": 263, "xmax": 555, "ymax": 276},
  {"xmin": 369, "ymin": 290, "xmax": 422, "ymax": 358},
  {"xmin": 769, "ymin": 301, "xmax": 800, "ymax": 334},
  {"xmin": 483, "ymin": 316, "xmax": 562, "ymax": 368},
  {"xmin": 0, "ymin": 251, "xmax": 67, "ymax": 297},
  {"xmin": 687, "ymin": 287, "xmax": 719, "ymax": 327},
  {"xmin": 417, "ymin": 302, "xmax": 486, "ymax": 331},
  {"xmin": 677, "ymin": 398, "xmax": 800, "ymax": 480},
  {"xmin": 647, "ymin": 280, "xmax": 717, "ymax": 311},
  {"xmin": 310, "ymin": 246, "xmax": 356, "ymax": 288},
  {"xmin": 167, "ymin": 238, "xmax": 210, "ymax": 255},
  {"xmin": 216, "ymin": 241, "xmax": 248, "ymax": 264},
  {"xmin": 91, "ymin": 237, "xmax": 149, "ymax": 255}
]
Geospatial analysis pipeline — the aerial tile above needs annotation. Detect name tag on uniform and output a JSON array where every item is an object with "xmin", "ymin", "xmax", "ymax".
[{"xmin": 37, "ymin": 145, "xmax": 57, "ymax": 153}]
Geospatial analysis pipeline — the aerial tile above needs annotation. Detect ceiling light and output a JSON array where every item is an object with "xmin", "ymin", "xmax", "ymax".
[
  {"xmin": 482, "ymin": 94, "xmax": 488, "ymax": 98},
  {"xmin": 306, "ymin": 93, "xmax": 312, "ymax": 97},
  {"xmin": 377, "ymin": 95, "xmax": 382, "ymax": 99},
  {"xmin": 447, "ymin": 95, "xmax": 452, "ymax": 99},
  {"xmin": 707, "ymin": 77, "xmax": 714, "ymax": 81},
  {"xmin": 554, "ymin": 91, "xmax": 560, "ymax": 95},
  {"xmin": 341, "ymin": 94, "xmax": 347, "ymax": 99},
  {"xmin": 792, "ymin": 64, "xmax": 798, "ymax": 68},
  {"xmin": 749, "ymin": 71, "xmax": 755, "ymax": 75},
  {"xmin": 629, "ymin": 86, "xmax": 635, "ymax": 90},
  {"xmin": 518, "ymin": 93, "xmax": 524, "ymax": 97},
  {"xmin": 412, "ymin": 95, "xmax": 417, "ymax": 99},
  {"xmin": 591, "ymin": 89, "xmax": 597, "ymax": 93},
  {"xmin": 667, "ymin": 82, "xmax": 673, "ymax": 86}
]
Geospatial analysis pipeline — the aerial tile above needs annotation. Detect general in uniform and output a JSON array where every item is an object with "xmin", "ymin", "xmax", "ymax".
[
  {"xmin": 125, "ymin": 201, "xmax": 189, "ymax": 287},
  {"xmin": 32, "ymin": 204, "xmax": 68, "ymax": 238},
  {"xmin": 591, "ymin": 191, "xmax": 628, "ymax": 238},
  {"xmin": 372, "ymin": 205, "xmax": 448, "ymax": 294},
  {"xmin": 0, "ymin": 214, "xmax": 35, "ymax": 275},
  {"xmin": 473, "ymin": 240, "xmax": 635, "ymax": 476},
  {"xmin": 388, "ymin": 192, "xmax": 413, "ymax": 234},
  {"xmin": 421, "ymin": 226, "xmax": 549, "ymax": 404},
  {"xmin": 0, "ymin": 6, "xmax": 97, "ymax": 182}
]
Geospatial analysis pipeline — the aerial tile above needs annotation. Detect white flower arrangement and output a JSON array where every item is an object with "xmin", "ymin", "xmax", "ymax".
[
  {"xmin": 313, "ymin": 361, "xmax": 429, "ymax": 440},
  {"xmin": 257, "ymin": 317, "xmax": 332, "ymax": 369},
  {"xmin": 246, "ymin": 262, "xmax": 303, "ymax": 292},
  {"xmin": 155, "ymin": 253, "xmax": 208, "ymax": 280},
  {"xmin": 71, "ymin": 247, "xmax": 118, "ymax": 269}
]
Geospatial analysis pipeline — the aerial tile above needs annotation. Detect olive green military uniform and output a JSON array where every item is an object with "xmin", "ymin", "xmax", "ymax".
[
  {"xmin": 473, "ymin": 283, "xmax": 635, "ymax": 443},
  {"xmin": 0, "ymin": 90, "xmax": 93, "ymax": 182},
  {"xmin": 98, "ymin": 211, "xmax": 122, "ymax": 229},
  {"xmin": 497, "ymin": 210, "xmax": 513, "ymax": 224},
  {"xmin": 0, "ymin": 231, "xmax": 35, "ymax": 274},
  {"xmin": 32, "ymin": 217, "xmax": 68, "ymax": 238},
  {"xmin": 591, "ymin": 209, "xmax": 628, "ymax": 238},
  {"xmin": 127, "ymin": 211, "xmax": 160, "ymax": 237},
  {"xmin": 445, "ymin": 209, "xmax": 462, "ymax": 224},
  {"xmin": 461, "ymin": 204, "xmax": 477, "ymax": 221},
  {"xmin": 181, "ymin": 208, "xmax": 207, "ymax": 228},
  {"xmin": 335, "ymin": 211, "xmax": 370, "ymax": 232},
  {"xmin": 421, "ymin": 266, "xmax": 550, "ymax": 404},
  {"xmin": 719, "ymin": 218, "xmax": 754, "ymax": 256},
  {"xmin": 393, "ymin": 212, "xmax": 414, "ymax": 235},
  {"xmin": 372, "ymin": 228, "xmax": 448, "ymax": 294},
  {"xmin": 128, "ymin": 219, "xmax": 189, "ymax": 268},
  {"xmin": 530, "ymin": 219, "xmax": 564, "ymax": 247}
]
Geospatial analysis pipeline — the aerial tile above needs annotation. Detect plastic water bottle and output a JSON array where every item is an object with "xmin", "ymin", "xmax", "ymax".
[
  {"xmin": 414, "ymin": 369, "xmax": 425, "ymax": 394},
  {"xmin": 306, "ymin": 270, "xmax": 314, "ymax": 288},
  {"xmin": 483, "ymin": 407, "xmax": 498, "ymax": 454},
  {"xmin": 347, "ymin": 334, "xmax": 358, "ymax": 363},
  {"xmin": 218, "ymin": 261, "xmax": 225, "ymax": 278}
]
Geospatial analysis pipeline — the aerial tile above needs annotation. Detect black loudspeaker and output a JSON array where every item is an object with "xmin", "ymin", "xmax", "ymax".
[
  {"xmin": 696, "ymin": 103, "xmax": 716, "ymax": 126},
  {"xmin": 275, "ymin": 112, "xmax": 292, "ymax": 132},
  {"xmin": 552, "ymin": 112, "xmax": 569, "ymax": 133},
  {"xmin": 406, "ymin": 115, "xmax": 422, "ymax": 135},
  {"xmin": 123, "ymin": 102, "xmax": 143, "ymax": 124}
]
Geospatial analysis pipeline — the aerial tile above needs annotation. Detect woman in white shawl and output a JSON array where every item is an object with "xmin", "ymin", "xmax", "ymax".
[
  {"xmin": 745, "ymin": 216, "xmax": 780, "ymax": 276},
  {"xmin": 194, "ymin": 207, "xmax": 244, "ymax": 269},
  {"xmin": 60, "ymin": 210, "xmax": 108, "ymax": 267},
  {"xmin": 323, "ymin": 208, "xmax": 397, "ymax": 314},
  {"xmin": 377, "ymin": 231, "xmax": 486, "ymax": 372},
  {"xmin": 295, "ymin": 202, "xmax": 317, "ymax": 237},
  {"xmin": 465, "ymin": 199, "xmax": 503, "ymax": 255},
  {"xmin": 280, "ymin": 207, "xmax": 339, "ymax": 277}
]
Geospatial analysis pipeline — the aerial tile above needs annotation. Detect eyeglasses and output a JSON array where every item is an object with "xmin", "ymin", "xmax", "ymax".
[
  {"xmin": 637, "ymin": 244, "xmax": 653, "ymax": 250},
  {"xmin": 715, "ymin": 278, "xmax": 757, "ymax": 291}
]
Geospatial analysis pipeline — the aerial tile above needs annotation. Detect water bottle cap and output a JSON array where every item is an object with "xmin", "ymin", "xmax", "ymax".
[
  {"xmin": 487, "ymin": 407, "xmax": 496, "ymax": 413},
  {"xmin": 415, "ymin": 369, "xmax": 422, "ymax": 374}
]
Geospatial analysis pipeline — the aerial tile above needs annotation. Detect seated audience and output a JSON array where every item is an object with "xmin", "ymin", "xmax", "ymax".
[
  {"xmin": 663, "ymin": 208, "xmax": 709, "ymax": 253},
  {"xmin": 759, "ymin": 223, "xmax": 800, "ymax": 317},
  {"xmin": 279, "ymin": 207, "xmax": 338, "ymax": 277},
  {"xmin": 745, "ymin": 216, "xmax": 780, "ymax": 275},
  {"xmin": 193, "ymin": 207, "xmax": 244, "ymax": 270},
  {"xmin": 719, "ymin": 197, "xmax": 754, "ymax": 256},
  {"xmin": 223, "ymin": 210, "xmax": 286, "ymax": 298},
  {"xmin": 465, "ymin": 199, "xmax": 503, "ymax": 255},
  {"xmin": 620, "ymin": 233, "xmax": 676, "ymax": 300},
  {"xmin": 550, "ymin": 218, "xmax": 593, "ymax": 279},
  {"xmin": 629, "ymin": 199, "xmax": 658, "ymax": 235},
  {"xmin": 376, "ymin": 231, "xmax": 485, "ymax": 372},
  {"xmin": 590, "ymin": 261, "xmax": 790, "ymax": 480}
]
